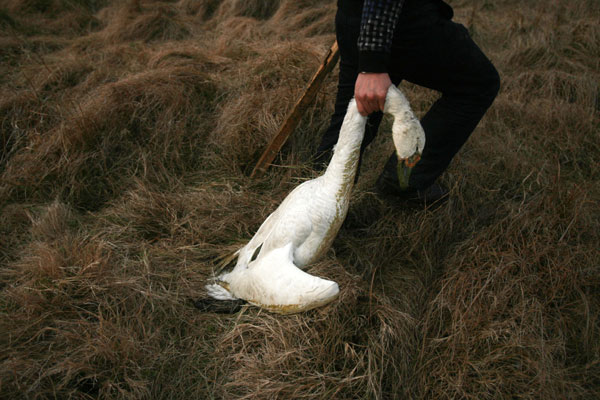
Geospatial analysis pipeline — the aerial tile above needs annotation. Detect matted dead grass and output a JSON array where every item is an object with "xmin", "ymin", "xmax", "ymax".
[{"xmin": 1, "ymin": 0, "xmax": 599, "ymax": 398}]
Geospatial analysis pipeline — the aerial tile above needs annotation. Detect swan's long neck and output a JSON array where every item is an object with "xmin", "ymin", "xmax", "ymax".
[{"xmin": 322, "ymin": 100, "xmax": 367, "ymax": 193}]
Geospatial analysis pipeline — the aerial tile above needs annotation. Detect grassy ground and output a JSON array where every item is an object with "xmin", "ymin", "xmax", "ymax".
[{"xmin": 1, "ymin": 0, "xmax": 599, "ymax": 398}]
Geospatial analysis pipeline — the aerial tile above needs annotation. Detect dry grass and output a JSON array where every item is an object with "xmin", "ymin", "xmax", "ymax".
[{"xmin": 1, "ymin": 0, "xmax": 599, "ymax": 398}]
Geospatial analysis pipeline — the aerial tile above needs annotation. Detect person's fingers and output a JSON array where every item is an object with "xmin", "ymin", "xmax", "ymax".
[
  {"xmin": 356, "ymin": 98, "xmax": 368, "ymax": 116},
  {"xmin": 359, "ymin": 98, "xmax": 376, "ymax": 116},
  {"xmin": 377, "ymin": 92, "xmax": 386, "ymax": 112},
  {"xmin": 368, "ymin": 98, "xmax": 379, "ymax": 114},
  {"xmin": 356, "ymin": 95, "xmax": 375, "ymax": 116},
  {"xmin": 354, "ymin": 73, "xmax": 391, "ymax": 116}
]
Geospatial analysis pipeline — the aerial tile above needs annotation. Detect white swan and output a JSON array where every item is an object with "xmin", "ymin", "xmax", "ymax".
[{"xmin": 205, "ymin": 85, "xmax": 424, "ymax": 314}]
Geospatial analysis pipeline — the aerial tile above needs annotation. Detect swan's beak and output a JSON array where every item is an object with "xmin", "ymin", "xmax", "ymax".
[
  {"xmin": 396, "ymin": 152, "xmax": 421, "ymax": 190},
  {"xmin": 401, "ymin": 152, "xmax": 421, "ymax": 168}
]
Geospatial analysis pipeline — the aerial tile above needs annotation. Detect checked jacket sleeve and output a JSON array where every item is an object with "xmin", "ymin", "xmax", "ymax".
[{"xmin": 357, "ymin": 0, "xmax": 406, "ymax": 73}]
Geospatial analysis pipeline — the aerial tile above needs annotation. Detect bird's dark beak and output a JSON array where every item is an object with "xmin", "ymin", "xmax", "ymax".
[{"xmin": 396, "ymin": 152, "xmax": 421, "ymax": 190}]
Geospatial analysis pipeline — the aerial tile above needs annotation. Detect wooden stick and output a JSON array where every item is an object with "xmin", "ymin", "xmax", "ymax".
[{"xmin": 250, "ymin": 41, "xmax": 340, "ymax": 178}]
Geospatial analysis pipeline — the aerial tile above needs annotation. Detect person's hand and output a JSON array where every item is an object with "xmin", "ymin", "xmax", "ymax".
[{"xmin": 354, "ymin": 72, "xmax": 392, "ymax": 116}]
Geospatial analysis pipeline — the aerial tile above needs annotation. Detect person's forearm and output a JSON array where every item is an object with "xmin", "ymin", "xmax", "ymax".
[
  {"xmin": 355, "ymin": 0, "xmax": 404, "ymax": 115},
  {"xmin": 357, "ymin": 0, "xmax": 406, "ymax": 73}
]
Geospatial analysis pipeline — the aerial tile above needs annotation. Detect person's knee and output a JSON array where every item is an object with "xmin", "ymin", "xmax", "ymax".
[
  {"xmin": 445, "ymin": 61, "xmax": 500, "ymax": 110},
  {"xmin": 481, "ymin": 63, "xmax": 500, "ymax": 107}
]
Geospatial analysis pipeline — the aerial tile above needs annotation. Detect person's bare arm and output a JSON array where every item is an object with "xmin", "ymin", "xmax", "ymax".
[{"xmin": 354, "ymin": 72, "xmax": 392, "ymax": 116}]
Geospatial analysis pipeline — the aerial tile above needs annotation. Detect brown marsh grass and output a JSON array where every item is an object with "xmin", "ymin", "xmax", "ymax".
[{"xmin": 1, "ymin": 0, "xmax": 599, "ymax": 398}]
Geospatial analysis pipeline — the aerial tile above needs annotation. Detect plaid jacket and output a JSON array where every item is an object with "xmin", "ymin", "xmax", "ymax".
[{"xmin": 357, "ymin": 0, "xmax": 406, "ymax": 73}]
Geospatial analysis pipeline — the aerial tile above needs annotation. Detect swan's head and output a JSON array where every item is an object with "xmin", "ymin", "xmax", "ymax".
[
  {"xmin": 384, "ymin": 85, "xmax": 426, "ymax": 189},
  {"xmin": 391, "ymin": 116, "xmax": 425, "ymax": 165},
  {"xmin": 384, "ymin": 85, "xmax": 426, "ymax": 160}
]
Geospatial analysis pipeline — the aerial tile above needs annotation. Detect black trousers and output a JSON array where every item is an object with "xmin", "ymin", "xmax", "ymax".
[{"xmin": 315, "ymin": 0, "xmax": 500, "ymax": 190}]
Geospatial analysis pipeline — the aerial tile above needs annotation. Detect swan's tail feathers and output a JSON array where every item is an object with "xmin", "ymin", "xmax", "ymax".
[
  {"xmin": 212, "ymin": 249, "xmax": 240, "ymax": 276},
  {"xmin": 205, "ymin": 279, "xmax": 238, "ymax": 301},
  {"xmin": 229, "ymin": 243, "xmax": 340, "ymax": 314}
]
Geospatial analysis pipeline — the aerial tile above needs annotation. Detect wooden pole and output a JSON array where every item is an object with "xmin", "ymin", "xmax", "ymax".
[{"xmin": 250, "ymin": 41, "xmax": 339, "ymax": 178}]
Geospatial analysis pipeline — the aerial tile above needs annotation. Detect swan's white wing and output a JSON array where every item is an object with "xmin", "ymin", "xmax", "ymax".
[
  {"xmin": 235, "ymin": 208, "xmax": 282, "ymax": 269},
  {"xmin": 236, "ymin": 179, "xmax": 321, "ymax": 268},
  {"xmin": 206, "ymin": 180, "xmax": 321, "ymax": 301},
  {"xmin": 229, "ymin": 243, "xmax": 339, "ymax": 314}
]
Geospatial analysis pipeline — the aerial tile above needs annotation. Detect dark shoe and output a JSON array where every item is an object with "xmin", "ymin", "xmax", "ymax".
[
  {"xmin": 376, "ymin": 168, "xmax": 449, "ymax": 208},
  {"xmin": 404, "ymin": 182, "xmax": 449, "ymax": 207}
]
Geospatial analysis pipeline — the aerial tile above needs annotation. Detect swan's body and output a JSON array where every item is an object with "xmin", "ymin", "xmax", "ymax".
[{"xmin": 206, "ymin": 85, "xmax": 424, "ymax": 313}]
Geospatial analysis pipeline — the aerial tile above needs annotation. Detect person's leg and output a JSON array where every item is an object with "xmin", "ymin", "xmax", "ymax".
[{"xmin": 382, "ymin": 10, "xmax": 500, "ymax": 191}]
